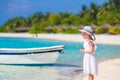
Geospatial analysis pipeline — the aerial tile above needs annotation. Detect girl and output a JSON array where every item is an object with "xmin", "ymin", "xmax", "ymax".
[{"xmin": 79, "ymin": 26, "xmax": 98, "ymax": 80}]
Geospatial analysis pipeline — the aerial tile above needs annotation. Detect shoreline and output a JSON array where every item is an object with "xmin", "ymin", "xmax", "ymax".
[{"xmin": 0, "ymin": 33, "xmax": 120, "ymax": 45}]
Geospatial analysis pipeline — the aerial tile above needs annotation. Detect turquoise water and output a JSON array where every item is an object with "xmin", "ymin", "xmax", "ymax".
[
  {"xmin": 0, "ymin": 37, "xmax": 120, "ymax": 64},
  {"xmin": 0, "ymin": 37, "xmax": 120, "ymax": 80}
]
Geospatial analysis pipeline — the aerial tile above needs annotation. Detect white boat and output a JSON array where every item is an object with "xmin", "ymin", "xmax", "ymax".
[{"xmin": 0, "ymin": 45, "xmax": 64, "ymax": 64}]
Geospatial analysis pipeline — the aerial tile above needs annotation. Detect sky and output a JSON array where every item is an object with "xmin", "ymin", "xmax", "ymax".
[{"xmin": 0, "ymin": 0, "xmax": 108, "ymax": 26}]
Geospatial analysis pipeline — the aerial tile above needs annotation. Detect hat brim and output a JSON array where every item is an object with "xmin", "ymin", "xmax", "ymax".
[
  {"xmin": 79, "ymin": 30, "xmax": 95, "ymax": 40},
  {"xmin": 79, "ymin": 30, "xmax": 91, "ymax": 35}
]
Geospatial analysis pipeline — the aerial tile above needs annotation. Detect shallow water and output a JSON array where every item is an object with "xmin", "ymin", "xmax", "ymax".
[
  {"xmin": 0, "ymin": 37, "xmax": 120, "ymax": 80},
  {"xmin": 0, "ymin": 64, "xmax": 83, "ymax": 80}
]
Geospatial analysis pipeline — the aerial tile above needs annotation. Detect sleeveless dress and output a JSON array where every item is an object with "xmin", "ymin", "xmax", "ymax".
[{"xmin": 83, "ymin": 40, "xmax": 98, "ymax": 75}]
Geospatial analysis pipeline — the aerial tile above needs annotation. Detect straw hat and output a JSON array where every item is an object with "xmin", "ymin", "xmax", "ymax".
[{"xmin": 79, "ymin": 26, "xmax": 96, "ymax": 40}]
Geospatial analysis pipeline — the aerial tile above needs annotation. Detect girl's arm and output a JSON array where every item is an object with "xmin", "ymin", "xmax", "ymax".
[{"xmin": 80, "ymin": 41, "xmax": 94, "ymax": 54}]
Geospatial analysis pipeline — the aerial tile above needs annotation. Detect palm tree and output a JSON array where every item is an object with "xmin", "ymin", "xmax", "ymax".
[
  {"xmin": 80, "ymin": 4, "xmax": 88, "ymax": 17},
  {"xmin": 82, "ymin": 4, "xmax": 87, "ymax": 12},
  {"xmin": 90, "ymin": 3, "xmax": 100, "ymax": 20},
  {"xmin": 111, "ymin": 0, "xmax": 120, "ymax": 12},
  {"xmin": 31, "ymin": 12, "xmax": 44, "ymax": 24},
  {"xmin": 25, "ymin": 17, "xmax": 32, "ymax": 27}
]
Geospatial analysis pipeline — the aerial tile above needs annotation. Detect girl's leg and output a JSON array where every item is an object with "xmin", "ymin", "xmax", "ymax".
[{"xmin": 89, "ymin": 74, "xmax": 94, "ymax": 80}]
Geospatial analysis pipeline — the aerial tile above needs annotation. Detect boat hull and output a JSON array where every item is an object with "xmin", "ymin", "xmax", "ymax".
[
  {"xmin": 0, "ymin": 45, "xmax": 64, "ymax": 64},
  {"xmin": 0, "ymin": 52, "xmax": 59, "ymax": 64}
]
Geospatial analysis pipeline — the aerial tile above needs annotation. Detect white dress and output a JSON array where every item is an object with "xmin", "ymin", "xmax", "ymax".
[{"xmin": 83, "ymin": 40, "xmax": 98, "ymax": 75}]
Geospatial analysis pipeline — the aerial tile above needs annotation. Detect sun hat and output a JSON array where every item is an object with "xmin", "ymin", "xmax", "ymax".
[{"xmin": 79, "ymin": 26, "xmax": 96, "ymax": 40}]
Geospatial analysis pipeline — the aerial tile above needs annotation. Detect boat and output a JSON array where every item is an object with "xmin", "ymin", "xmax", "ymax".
[{"xmin": 0, "ymin": 45, "xmax": 64, "ymax": 64}]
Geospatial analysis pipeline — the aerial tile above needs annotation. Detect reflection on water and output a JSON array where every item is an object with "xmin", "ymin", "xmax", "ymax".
[{"xmin": 0, "ymin": 64, "xmax": 83, "ymax": 80}]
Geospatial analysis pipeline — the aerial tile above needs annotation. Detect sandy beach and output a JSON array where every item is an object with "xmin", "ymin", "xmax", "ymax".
[
  {"xmin": 0, "ymin": 33, "xmax": 120, "ymax": 45},
  {"xmin": 0, "ymin": 33, "xmax": 120, "ymax": 80},
  {"xmin": 82, "ymin": 58, "xmax": 120, "ymax": 80}
]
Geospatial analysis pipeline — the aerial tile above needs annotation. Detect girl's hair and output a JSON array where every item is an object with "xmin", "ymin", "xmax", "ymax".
[{"xmin": 88, "ymin": 34, "xmax": 93, "ymax": 40}]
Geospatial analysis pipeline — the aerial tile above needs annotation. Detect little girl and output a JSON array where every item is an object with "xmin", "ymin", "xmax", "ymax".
[{"xmin": 79, "ymin": 26, "xmax": 98, "ymax": 80}]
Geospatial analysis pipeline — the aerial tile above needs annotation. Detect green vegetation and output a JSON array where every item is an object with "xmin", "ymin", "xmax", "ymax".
[
  {"xmin": 108, "ymin": 27, "xmax": 120, "ymax": 34},
  {"xmin": 0, "ymin": 0, "xmax": 120, "ymax": 34},
  {"xmin": 94, "ymin": 27, "xmax": 108, "ymax": 34}
]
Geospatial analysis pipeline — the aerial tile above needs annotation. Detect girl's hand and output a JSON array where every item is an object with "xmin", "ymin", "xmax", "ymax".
[{"xmin": 80, "ymin": 49, "xmax": 85, "ymax": 53}]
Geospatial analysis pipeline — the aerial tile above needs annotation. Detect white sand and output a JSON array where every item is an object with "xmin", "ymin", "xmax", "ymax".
[
  {"xmin": 82, "ymin": 58, "xmax": 120, "ymax": 80},
  {"xmin": 0, "ymin": 33, "xmax": 120, "ymax": 45}
]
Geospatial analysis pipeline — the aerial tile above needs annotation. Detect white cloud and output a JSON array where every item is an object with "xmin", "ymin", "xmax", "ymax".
[{"xmin": 7, "ymin": 0, "xmax": 32, "ymax": 15}]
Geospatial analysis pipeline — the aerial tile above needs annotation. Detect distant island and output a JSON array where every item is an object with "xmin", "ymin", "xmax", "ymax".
[{"xmin": 0, "ymin": 0, "xmax": 120, "ymax": 34}]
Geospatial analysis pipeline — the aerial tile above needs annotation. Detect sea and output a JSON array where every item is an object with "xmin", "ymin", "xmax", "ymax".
[{"xmin": 0, "ymin": 37, "xmax": 120, "ymax": 80}]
